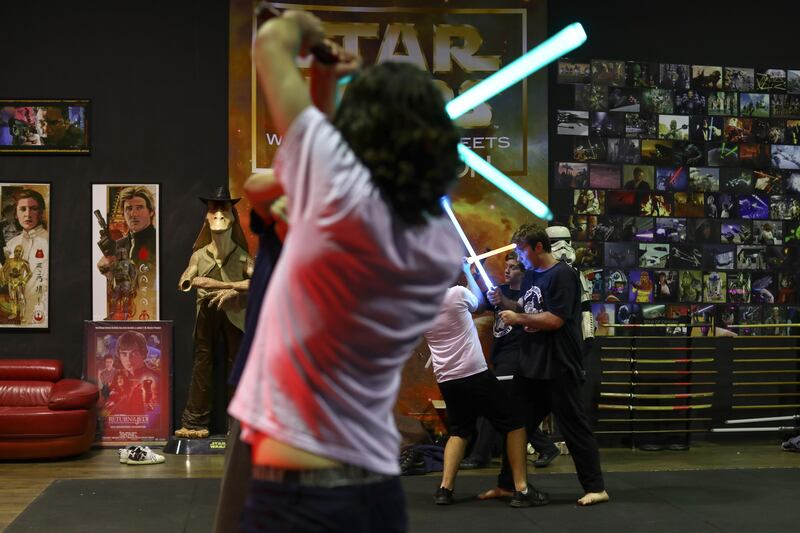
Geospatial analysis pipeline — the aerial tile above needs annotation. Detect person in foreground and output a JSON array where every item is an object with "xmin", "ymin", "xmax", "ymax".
[
  {"xmin": 488, "ymin": 223, "xmax": 610, "ymax": 507},
  {"xmin": 228, "ymin": 9, "xmax": 463, "ymax": 532}
]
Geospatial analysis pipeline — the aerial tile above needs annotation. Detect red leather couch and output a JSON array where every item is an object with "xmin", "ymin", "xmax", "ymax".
[{"xmin": 0, "ymin": 359, "xmax": 99, "ymax": 460}]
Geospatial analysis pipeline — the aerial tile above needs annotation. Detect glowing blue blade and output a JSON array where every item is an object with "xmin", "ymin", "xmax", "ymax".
[
  {"xmin": 458, "ymin": 145, "xmax": 553, "ymax": 221},
  {"xmin": 441, "ymin": 197, "xmax": 495, "ymax": 290},
  {"xmin": 446, "ymin": 22, "xmax": 587, "ymax": 120}
]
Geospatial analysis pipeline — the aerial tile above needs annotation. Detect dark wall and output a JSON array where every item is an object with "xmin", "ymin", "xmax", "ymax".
[{"xmin": 0, "ymin": 2, "xmax": 229, "ymax": 426}]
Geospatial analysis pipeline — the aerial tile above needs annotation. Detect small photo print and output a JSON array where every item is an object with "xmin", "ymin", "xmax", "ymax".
[
  {"xmin": 591, "ymin": 60, "xmax": 626, "ymax": 86},
  {"xmin": 705, "ymin": 193, "xmax": 722, "ymax": 219},
  {"xmin": 655, "ymin": 218, "xmax": 687, "ymax": 242},
  {"xmin": 674, "ymin": 90, "xmax": 707, "ymax": 115},
  {"xmin": 739, "ymin": 143, "xmax": 770, "ymax": 168},
  {"xmin": 754, "ymin": 169, "xmax": 784, "ymax": 194},
  {"xmin": 659, "ymin": 64, "xmax": 691, "ymax": 90},
  {"xmin": 616, "ymin": 303, "xmax": 643, "ymax": 325},
  {"xmin": 605, "ymin": 243, "xmax": 637, "ymax": 268},
  {"xmin": 691, "ymin": 65, "xmax": 723, "ymax": 89},
  {"xmin": 771, "ymin": 145, "xmax": 800, "ymax": 169},
  {"xmin": 607, "ymin": 138, "xmax": 640, "ymax": 163},
  {"xmin": 629, "ymin": 270, "xmax": 655, "ymax": 303},
  {"xmin": 770, "ymin": 195, "xmax": 800, "ymax": 220},
  {"xmin": 785, "ymin": 120, "xmax": 800, "ymax": 144},
  {"xmin": 728, "ymin": 272, "xmax": 751, "ymax": 303},
  {"xmin": 766, "ymin": 245, "xmax": 786, "ymax": 270},
  {"xmin": 626, "ymin": 61, "xmax": 659, "ymax": 88},
  {"xmin": 632, "ymin": 216, "xmax": 656, "ymax": 242},
  {"xmin": 724, "ymin": 117, "xmax": 754, "ymax": 143},
  {"xmin": 720, "ymin": 220, "xmax": 752, "ymax": 244},
  {"xmin": 737, "ymin": 194, "xmax": 770, "ymax": 219},
  {"xmin": 575, "ymin": 84, "xmax": 608, "ymax": 111},
  {"xmin": 573, "ymin": 189, "xmax": 605, "ymax": 214},
  {"xmin": 738, "ymin": 305, "xmax": 763, "ymax": 336},
  {"xmin": 604, "ymin": 270, "xmax": 628, "ymax": 302},
  {"xmin": 705, "ymin": 142, "xmax": 739, "ymax": 167},
  {"xmin": 788, "ymin": 70, "xmax": 800, "ymax": 94},
  {"xmin": 625, "ymin": 113, "xmax": 657, "ymax": 138},
  {"xmin": 669, "ymin": 244, "xmax": 703, "ymax": 269},
  {"xmin": 658, "ymin": 115, "xmax": 690, "ymax": 140},
  {"xmin": 573, "ymin": 241, "xmax": 603, "ymax": 268},
  {"xmin": 704, "ymin": 244, "xmax": 736, "ymax": 270},
  {"xmin": 739, "ymin": 93, "xmax": 770, "ymax": 117},
  {"xmin": 557, "ymin": 110, "xmax": 589, "ymax": 136},
  {"xmin": 679, "ymin": 270, "xmax": 703, "ymax": 302},
  {"xmin": 771, "ymin": 94, "xmax": 800, "ymax": 118},
  {"xmin": 720, "ymin": 167, "xmax": 753, "ymax": 193},
  {"xmin": 751, "ymin": 273, "xmax": 778, "ymax": 304},
  {"xmin": 707, "ymin": 91, "xmax": 738, "ymax": 116},
  {"xmin": 673, "ymin": 192, "xmax": 705, "ymax": 217},
  {"xmin": 737, "ymin": 245, "xmax": 767, "ymax": 269},
  {"xmin": 655, "ymin": 166, "xmax": 688, "ymax": 192},
  {"xmin": 622, "ymin": 165, "xmax": 654, "ymax": 190},
  {"xmin": 608, "ymin": 87, "xmax": 641, "ymax": 112},
  {"xmin": 639, "ymin": 193, "xmax": 673, "ymax": 216},
  {"xmin": 584, "ymin": 268, "xmax": 604, "ymax": 301},
  {"xmin": 558, "ymin": 60, "xmax": 591, "ymax": 84},
  {"xmin": 718, "ymin": 193, "xmax": 735, "ymax": 218},
  {"xmin": 638, "ymin": 243, "xmax": 670, "ymax": 268},
  {"xmin": 653, "ymin": 270, "xmax": 679, "ymax": 302},
  {"xmin": 724, "ymin": 67, "xmax": 755, "ymax": 91},
  {"xmin": 554, "ymin": 162, "xmax": 589, "ymax": 189},
  {"xmin": 755, "ymin": 68, "xmax": 786, "ymax": 92},
  {"xmin": 689, "ymin": 218, "xmax": 719, "ymax": 243},
  {"xmin": 641, "ymin": 139, "xmax": 675, "ymax": 166},
  {"xmin": 703, "ymin": 271, "xmax": 727, "ymax": 303},
  {"xmin": 606, "ymin": 190, "xmax": 638, "ymax": 215},
  {"xmin": 641, "ymin": 88, "xmax": 674, "ymax": 114},
  {"xmin": 592, "ymin": 303, "xmax": 616, "ymax": 335},
  {"xmin": 676, "ymin": 142, "xmax": 705, "ymax": 167},
  {"xmin": 574, "ymin": 137, "xmax": 606, "ymax": 161},
  {"xmin": 785, "ymin": 171, "xmax": 800, "ymax": 194},
  {"xmin": 590, "ymin": 112, "xmax": 624, "ymax": 136},
  {"xmin": 689, "ymin": 167, "xmax": 720, "ymax": 192},
  {"xmin": 689, "ymin": 116, "xmax": 723, "ymax": 142},
  {"xmin": 589, "ymin": 163, "xmax": 621, "ymax": 189}
]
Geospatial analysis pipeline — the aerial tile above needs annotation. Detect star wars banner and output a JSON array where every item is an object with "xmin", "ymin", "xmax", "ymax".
[
  {"xmin": 0, "ymin": 182, "xmax": 50, "ymax": 328},
  {"xmin": 84, "ymin": 321, "xmax": 172, "ymax": 444},
  {"xmin": 91, "ymin": 184, "xmax": 159, "ymax": 321}
]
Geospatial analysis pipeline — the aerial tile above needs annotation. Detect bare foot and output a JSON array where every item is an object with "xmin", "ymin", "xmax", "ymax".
[
  {"xmin": 577, "ymin": 490, "xmax": 610, "ymax": 506},
  {"xmin": 477, "ymin": 487, "xmax": 514, "ymax": 500}
]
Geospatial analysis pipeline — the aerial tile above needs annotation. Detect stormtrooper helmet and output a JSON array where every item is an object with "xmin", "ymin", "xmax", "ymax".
[{"xmin": 546, "ymin": 225, "xmax": 575, "ymax": 264}]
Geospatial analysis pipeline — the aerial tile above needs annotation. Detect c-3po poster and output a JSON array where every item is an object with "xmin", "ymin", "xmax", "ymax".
[
  {"xmin": 91, "ymin": 184, "xmax": 159, "ymax": 321},
  {"xmin": 0, "ymin": 182, "xmax": 50, "ymax": 328}
]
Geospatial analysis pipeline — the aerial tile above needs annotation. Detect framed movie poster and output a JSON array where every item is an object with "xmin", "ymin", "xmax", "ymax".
[
  {"xmin": 0, "ymin": 182, "xmax": 50, "ymax": 328},
  {"xmin": 84, "ymin": 321, "xmax": 172, "ymax": 444},
  {"xmin": 0, "ymin": 99, "xmax": 90, "ymax": 153},
  {"xmin": 91, "ymin": 184, "xmax": 159, "ymax": 321}
]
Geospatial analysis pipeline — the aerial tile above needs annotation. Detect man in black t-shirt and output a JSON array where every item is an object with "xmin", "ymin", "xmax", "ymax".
[{"xmin": 488, "ymin": 223, "xmax": 609, "ymax": 506}]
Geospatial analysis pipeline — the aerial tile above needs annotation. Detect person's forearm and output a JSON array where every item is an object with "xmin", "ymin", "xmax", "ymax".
[
  {"xmin": 499, "ymin": 294, "xmax": 521, "ymax": 311},
  {"xmin": 464, "ymin": 272, "xmax": 488, "ymax": 312},
  {"xmin": 517, "ymin": 311, "xmax": 564, "ymax": 331}
]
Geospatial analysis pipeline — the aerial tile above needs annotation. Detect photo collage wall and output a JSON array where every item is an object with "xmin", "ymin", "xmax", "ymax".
[{"xmin": 553, "ymin": 59, "xmax": 800, "ymax": 335}]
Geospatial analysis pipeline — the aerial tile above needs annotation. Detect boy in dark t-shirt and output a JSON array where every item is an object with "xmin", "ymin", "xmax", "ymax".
[{"xmin": 488, "ymin": 223, "xmax": 609, "ymax": 507}]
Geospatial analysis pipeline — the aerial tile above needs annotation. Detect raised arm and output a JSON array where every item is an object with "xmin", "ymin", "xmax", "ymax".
[{"xmin": 461, "ymin": 261, "xmax": 488, "ymax": 313}]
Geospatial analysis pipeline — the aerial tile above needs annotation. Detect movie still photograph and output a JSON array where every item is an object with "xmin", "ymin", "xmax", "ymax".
[
  {"xmin": 754, "ymin": 169, "xmax": 784, "ymax": 194},
  {"xmin": 608, "ymin": 87, "xmax": 641, "ymax": 112},
  {"xmin": 0, "ymin": 101, "xmax": 90, "ymax": 153},
  {"xmin": 640, "ymin": 192, "xmax": 673, "ymax": 216},
  {"xmin": 591, "ymin": 59, "xmax": 626, "ymax": 86},
  {"xmin": 768, "ymin": 119, "xmax": 787, "ymax": 143},
  {"xmin": 607, "ymin": 138, "xmax": 641, "ymax": 164},
  {"xmin": 554, "ymin": 161, "xmax": 589, "ymax": 188},
  {"xmin": 755, "ymin": 68, "xmax": 787, "ymax": 92},
  {"xmin": 573, "ymin": 241, "xmax": 603, "ymax": 268},
  {"xmin": 575, "ymin": 83, "xmax": 608, "ymax": 111},
  {"xmin": 674, "ymin": 191, "xmax": 706, "ymax": 217},
  {"xmin": 606, "ymin": 190, "xmax": 638, "ymax": 215},
  {"xmin": 703, "ymin": 271, "xmax": 727, "ymax": 303},
  {"xmin": 652, "ymin": 270, "xmax": 679, "ymax": 303},
  {"xmin": 655, "ymin": 217, "xmax": 687, "ymax": 243},
  {"xmin": 773, "ymin": 94, "xmax": 800, "ymax": 118},
  {"xmin": 628, "ymin": 270, "xmax": 654, "ymax": 303},
  {"xmin": 718, "ymin": 193, "xmax": 735, "ymax": 218},
  {"xmin": 659, "ymin": 63, "xmax": 690, "ymax": 90},
  {"xmin": 591, "ymin": 216, "xmax": 617, "ymax": 241},
  {"xmin": 674, "ymin": 90, "xmax": 707, "ymax": 115},
  {"xmin": 724, "ymin": 67, "xmax": 755, "ymax": 91},
  {"xmin": 587, "ymin": 164, "xmax": 619, "ymax": 190},
  {"xmin": 765, "ymin": 245, "xmax": 786, "ymax": 270},
  {"xmin": 692, "ymin": 65, "xmax": 723, "ymax": 89},
  {"xmin": 621, "ymin": 164, "xmax": 653, "ymax": 190},
  {"xmin": 558, "ymin": 59, "xmax": 591, "ymax": 84},
  {"xmin": 737, "ymin": 305, "xmax": 763, "ymax": 335},
  {"xmin": 789, "ymin": 70, "xmax": 800, "ymax": 94},
  {"xmin": 704, "ymin": 244, "xmax": 736, "ymax": 270},
  {"xmin": 717, "ymin": 304, "xmax": 738, "ymax": 332},
  {"xmin": 753, "ymin": 220, "xmax": 783, "ymax": 246},
  {"xmin": 604, "ymin": 270, "xmax": 628, "ymax": 303},
  {"xmin": 642, "ymin": 303, "xmax": 668, "ymax": 322},
  {"xmin": 670, "ymin": 244, "xmax": 703, "ymax": 269},
  {"xmin": 739, "ymin": 143, "xmax": 771, "ymax": 168},
  {"xmin": 770, "ymin": 195, "xmax": 800, "ymax": 219},
  {"xmin": 724, "ymin": 117, "xmax": 754, "ymax": 143},
  {"xmin": 720, "ymin": 220, "xmax": 752, "ymax": 244},
  {"xmin": 616, "ymin": 303, "xmax": 643, "ymax": 328},
  {"xmin": 771, "ymin": 144, "xmax": 800, "ymax": 169},
  {"xmin": 625, "ymin": 112, "xmax": 657, "ymax": 138},
  {"xmin": 705, "ymin": 193, "xmax": 722, "ymax": 218},
  {"xmin": 557, "ymin": 110, "xmax": 589, "ymax": 135},
  {"xmin": 641, "ymin": 139, "xmax": 677, "ymax": 165},
  {"xmin": 590, "ymin": 111, "xmax": 625, "ymax": 136},
  {"xmin": 679, "ymin": 270, "xmax": 704, "ymax": 302},
  {"xmin": 689, "ymin": 167, "xmax": 720, "ymax": 192},
  {"xmin": 584, "ymin": 268, "xmax": 604, "ymax": 301},
  {"xmin": 689, "ymin": 116, "xmax": 723, "ymax": 142},
  {"xmin": 707, "ymin": 91, "xmax": 738, "ymax": 116},
  {"xmin": 785, "ymin": 219, "xmax": 800, "ymax": 244},
  {"xmin": 658, "ymin": 115, "xmax": 690, "ymax": 140},
  {"xmin": 605, "ymin": 242, "xmax": 637, "ymax": 268},
  {"xmin": 626, "ymin": 61, "xmax": 659, "ymax": 88},
  {"xmin": 641, "ymin": 88, "xmax": 674, "ymax": 113},
  {"xmin": 633, "ymin": 217, "xmax": 656, "ymax": 241},
  {"xmin": 751, "ymin": 273, "xmax": 778, "ymax": 304},
  {"xmin": 689, "ymin": 218, "xmax": 719, "ymax": 244},
  {"xmin": 638, "ymin": 243, "xmax": 670, "ymax": 268},
  {"xmin": 592, "ymin": 302, "xmax": 616, "ymax": 335},
  {"xmin": 574, "ymin": 136, "xmax": 607, "ymax": 161},
  {"xmin": 763, "ymin": 306, "xmax": 789, "ymax": 335},
  {"xmin": 573, "ymin": 189, "xmax": 605, "ymax": 214},
  {"xmin": 721, "ymin": 168, "xmax": 754, "ymax": 193},
  {"xmin": 785, "ymin": 120, "xmax": 800, "ymax": 144},
  {"xmin": 567, "ymin": 215, "xmax": 591, "ymax": 240},
  {"xmin": 785, "ymin": 171, "xmax": 800, "ymax": 193},
  {"xmin": 740, "ymin": 93, "xmax": 770, "ymax": 117},
  {"xmin": 704, "ymin": 142, "xmax": 738, "ymax": 167},
  {"xmin": 738, "ymin": 194, "xmax": 770, "ymax": 219},
  {"xmin": 778, "ymin": 273, "xmax": 799, "ymax": 303},
  {"xmin": 676, "ymin": 142, "xmax": 705, "ymax": 167},
  {"xmin": 655, "ymin": 166, "xmax": 688, "ymax": 191},
  {"xmin": 737, "ymin": 245, "xmax": 767, "ymax": 269}
]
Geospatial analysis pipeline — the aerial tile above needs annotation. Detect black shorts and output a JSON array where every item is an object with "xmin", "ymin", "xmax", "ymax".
[{"xmin": 437, "ymin": 369, "xmax": 524, "ymax": 438}]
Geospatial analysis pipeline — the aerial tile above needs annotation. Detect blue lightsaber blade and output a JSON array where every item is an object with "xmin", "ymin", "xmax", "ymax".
[
  {"xmin": 441, "ymin": 197, "xmax": 495, "ymax": 290},
  {"xmin": 446, "ymin": 23, "xmax": 587, "ymax": 120},
  {"xmin": 458, "ymin": 145, "xmax": 553, "ymax": 221}
]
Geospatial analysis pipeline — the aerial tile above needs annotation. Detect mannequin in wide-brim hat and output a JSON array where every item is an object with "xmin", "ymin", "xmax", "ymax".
[{"xmin": 175, "ymin": 186, "xmax": 254, "ymax": 439}]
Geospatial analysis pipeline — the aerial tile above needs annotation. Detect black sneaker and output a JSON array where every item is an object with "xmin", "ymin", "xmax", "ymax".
[
  {"xmin": 510, "ymin": 487, "xmax": 549, "ymax": 508},
  {"xmin": 434, "ymin": 486, "xmax": 454, "ymax": 505},
  {"xmin": 533, "ymin": 449, "xmax": 561, "ymax": 468}
]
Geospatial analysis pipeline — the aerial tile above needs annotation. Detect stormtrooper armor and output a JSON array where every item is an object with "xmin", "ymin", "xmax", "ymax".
[{"xmin": 545, "ymin": 225, "xmax": 595, "ymax": 341}]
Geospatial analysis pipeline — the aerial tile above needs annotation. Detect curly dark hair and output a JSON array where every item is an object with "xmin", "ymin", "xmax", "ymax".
[{"xmin": 333, "ymin": 62, "xmax": 461, "ymax": 225}]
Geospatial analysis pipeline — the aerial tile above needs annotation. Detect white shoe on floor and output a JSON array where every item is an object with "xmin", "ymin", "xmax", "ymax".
[
  {"xmin": 118, "ymin": 446, "xmax": 136, "ymax": 464},
  {"xmin": 126, "ymin": 446, "xmax": 165, "ymax": 465}
]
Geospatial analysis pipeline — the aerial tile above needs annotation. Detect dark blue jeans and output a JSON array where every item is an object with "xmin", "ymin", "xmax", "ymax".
[{"xmin": 242, "ymin": 476, "xmax": 407, "ymax": 532}]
